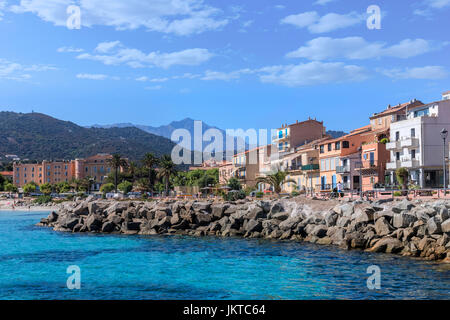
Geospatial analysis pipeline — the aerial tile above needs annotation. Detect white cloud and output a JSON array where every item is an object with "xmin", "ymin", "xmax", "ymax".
[
  {"xmin": 76, "ymin": 73, "xmax": 109, "ymax": 80},
  {"xmin": 427, "ymin": 0, "xmax": 450, "ymax": 8},
  {"xmin": 57, "ymin": 46, "xmax": 84, "ymax": 53},
  {"xmin": 414, "ymin": 0, "xmax": 450, "ymax": 16},
  {"xmin": 281, "ymin": 11, "xmax": 364, "ymax": 33},
  {"xmin": 0, "ymin": 58, "xmax": 56, "ymax": 81},
  {"xmin": 135, "ymin": 76, "xmax": 168, "ymax": 82},
  {"xmin": 10, "ymin": 0, "xmax": 228, "ymax": 36},
  {"xmin": 77, "ymin": 42, "xmax": 213, "ymax": 69},
  {"xmin": 0, "ymin": 1, "xmax": 6, "ymax": 20},
  {"xmin": 314, "ymin": 0, "xmax": 336, "ymax": 5},
  {"xmin": 287, "ymin": 37, "xmax": 433, "ymax": 60},
  {"xmin": 201, "ymin": 69, "xmax": 253, "ymax": 81},
  {"xmin": 258, "ymin": 61, "xmax": 368, "ymax": 87},
  {"xmin": 95, "ymin": 41, "xmax": 121, "ymax": 53},
  {"xmin": 274, "ymin": 5, "xmax": 285, "ymax": 10},
  {"xmin": 378, "ymin": 66, "xmax": 448, "ymax": 79}
]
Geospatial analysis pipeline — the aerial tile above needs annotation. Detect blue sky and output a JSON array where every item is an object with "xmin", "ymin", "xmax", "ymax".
[{"xmin": 0, "ymin": 0, "xmax": 449, "ymax": 133}]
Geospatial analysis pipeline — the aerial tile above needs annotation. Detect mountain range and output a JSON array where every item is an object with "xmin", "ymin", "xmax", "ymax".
[{"xmin": 0, "ymin": 112, "xmax": 176, "ymax": 161}]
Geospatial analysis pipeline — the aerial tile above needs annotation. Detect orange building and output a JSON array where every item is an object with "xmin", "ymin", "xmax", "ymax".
[
  {"xmin": 318, "ymin": 126, "xmax": 372, "ymax": 191},
  {"xmin": 13, "ymin": 153, "xmax": 113, "ymax": 190},
  {"xmin": 273, "ymin": 118, "xmax": 326, "ymax": 153}
]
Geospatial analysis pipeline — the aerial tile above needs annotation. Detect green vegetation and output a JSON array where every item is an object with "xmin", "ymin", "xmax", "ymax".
[
  {"xmin": 23, "ymin": 182, "xmax": 37, "ymax": 194},
  {"xmin": 4, "ymin": 182, "xmax": 17, "ymax": 193},
  {"xmin": 118, "ymin": 181, "xmax": 133, "ymax": 194},
  {"xmin": 291, "ymin": 191, "xmax": 300, "ymax": 197},
  {"xmin": 396, "ymin": 168, "xmax": 409, "ymax": 190},
  {"xmin": 379, "ymin": 138, "xmax": 389, "ymax": 144},
  {"xmin": 224, "ymin": 190, "xmax": 246, "ymax": 201},
  {"xmin": 0, "ymin": 111, "xmax": 176, "ymax": 161},
  {"xmin": 256, "ymin": 171, "xmax": 296, "ymax": 194},
  {"xmin": 33, "ymin": 195, "xmax": 52, "ymax": 204},
  {"xmin": 173, "ymin": 169, "xmax": 219, "ymax": 188},
  {"xmin": 39, "ymin": 183, "xmax": 52, "ymax": 195},
  {"xmin": 158, "ymin": 155, "xmax": 177, "ymax": 196},
  {"xmin": 100, "ymin": 183, "xmax": 115, "ymax": 194},
  {"xmin": 227, "ymin": 177, "xmax": 242, "ymax": 191},
  {"xmin": 107, "ymin": 154, "xmax": 129, "ymax": 193},
  {"xmin": 256, "ymin": 191, "xmax": 264, "ymax": 198}
]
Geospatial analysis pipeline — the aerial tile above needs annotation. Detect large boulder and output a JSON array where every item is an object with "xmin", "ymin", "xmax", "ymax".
[
  {"xmin": 324, "ymin": 211, "xmax": 338, "ymax": 227},
  {"xmin": 245, "ymin": 219, "xmax": 263, "ymax": 233},
  {"xmin": 278, "ymin": 216, "xmax": 299, "ymax": 231},
  {"xmin": 272, "ymin": 212, "xmax": 290, "ymax": 221},
  {"xmin": 58, "ymin": 215, "xmax": 79, "ymax": 230},
  {"xmin": 392, "ymin": 199, "xmax": 414, "ymax": 213},
  {"xmin": 192, "ymin": 202, "xmax": 211, "ymax": 212},
  {"xmin": 246, "ymin": 205, "xmax": 267, "ymax": 220},
  {"xmin": 368, "ymin": 237, "xmax": 404, "ymax": 253},
  {"xmin": 441, "ymin": 219, "xmax": 450, "ymax": 233},
  {"xmin": 393, "ymin": 213, "xmax": 417, "ymax": 229},
  {"xmin": 195, "ymin": 213, "xmax": 212, "ymax": 226},
  {"xmin": 374, "ymin": 217, "xmax": 394, "ymax": 236},
  {"xmin": 427, "ymin": 217, "xmax": 442, "ymax": 235},
  {"xmin": 85, "ymin": 214, "xmax": 103, "ymax": 232},
  {"xmin": 311, "ymin": 225, "xmax": 328, "ymax": 238},
  {"xmin": 101, "ymin": 221, "xmax": 116, "ymax": 233},
  {"xmin": 211, "ymin": 204, "xmax": 228, "ymax": 219},
  {"xmin": 73, "ymin": 202, "xmax": 89, "ymax": 216}
]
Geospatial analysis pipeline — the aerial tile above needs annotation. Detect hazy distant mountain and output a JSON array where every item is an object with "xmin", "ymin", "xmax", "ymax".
[
  {"xmin": 326, "ymin": 130, "xmax": 347, "ymax": 139},
  {"xmin": 90, "ymin": 118, "xmax": 248, "ymax": 153},
  {"xmin": 0, "ymin": 112, "xmax": 176, "ymax": 161}
]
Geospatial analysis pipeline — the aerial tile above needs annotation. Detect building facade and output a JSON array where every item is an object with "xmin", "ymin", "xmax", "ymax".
[
  {"xmin": 386, "ymin": 97, "xmax": 450, "ymax": 188},
  {"xmin": 13, "ymin": 153, "xmax": 113, "ymax": 190}
]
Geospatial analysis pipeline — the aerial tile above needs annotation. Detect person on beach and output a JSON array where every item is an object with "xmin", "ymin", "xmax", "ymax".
[{"xmin": 337, "ymin": 181, "xmax": 343, "ymax": 198}]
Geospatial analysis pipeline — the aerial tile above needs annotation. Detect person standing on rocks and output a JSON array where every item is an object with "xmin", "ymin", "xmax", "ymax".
[{"xmin": 337, "ymin": 181, "xmax": 343, "ymax": 198}]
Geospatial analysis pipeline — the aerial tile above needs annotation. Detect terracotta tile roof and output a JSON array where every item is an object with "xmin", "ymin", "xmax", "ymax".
[
  {"xmin": 0, "ymin": 171, "xmax": 13, "ymax": 176},
  {"xmin": 370, "ymin": 100, "xmax": 424, "ymax": 119}
]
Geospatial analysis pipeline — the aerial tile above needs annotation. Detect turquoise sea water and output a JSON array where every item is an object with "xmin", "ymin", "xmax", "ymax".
[{"xmin": 0, "ymin": 210, "xmax": 449, "ymax": 300}]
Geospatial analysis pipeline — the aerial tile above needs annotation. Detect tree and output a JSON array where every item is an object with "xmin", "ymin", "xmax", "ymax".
[
  {"xmin": 157, "ymin": 155, "xmax": 177, "ymax": 196},
  {"xmin": 100, "ymin": 183, "xmax": 115, "ymax": 194},
  {"xmin": 142, "ymin": 153, "xmax": 159, "ymax": 193},
  {"xmin": 39, "ymin": 183, "xmax": 53, "ymax": 195},
  {"xmin": 107, "ymin": 154, "xmax": 128, "ymax": 193},
  {"xmin": 256, "ymin": 170, "xmax": 296, "ymax": 195},
  {"xmin": 227, "ymin": 177, "xmax": 242, "ymax": 191},
  {"xmin": 0, "ymin": 174, "xmax": 5, "ymax": 191},
  {"xmin": 118, "ymin": 181, "xmax": 133, "ymax": 194},
  {"xmin": 4, "ymin": 183, "xmax": 18, "ymax": 193},
  {"xmin": 55, "ymin": 181, "xmax": 70, "ymax": 193},
  {"xmin": 396, "ymin": 167, "xmax": 409, "ymax": 194},
  {"xmin": 23, "ymin": 182, "xmax": 37, "ymax": 195}
]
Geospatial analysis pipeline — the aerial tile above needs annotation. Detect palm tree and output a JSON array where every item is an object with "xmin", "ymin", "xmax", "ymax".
[
  {"xmin": 142, "ymin": 153, "xmax": 159, "ymax": 194},
  {"xmin": 107, "ymin": 154, "xmax": 128, "ymax": 193},
  {"xmin": 256, "ymin": 170, "xmax": 296, "ymax": 195},
  {"xmin": 157, "ymin": 155, "xmax": 177, "ymax": 196}
]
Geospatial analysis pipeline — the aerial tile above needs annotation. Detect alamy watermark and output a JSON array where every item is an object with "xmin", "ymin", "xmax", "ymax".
[
  {"xmin": 366, "ymin": 265, "xmax": 381, "ymax": 290},
  {"xmin": 66, "ymin": 265, "xmax": 81, "ymax": 290},
  {"xmin": 367, "ymin": 5, "xmax": 381, "ymax": 30},
  {"xmin": 66, "ymin": 5, "xmax": 81, "ymax": 30}
]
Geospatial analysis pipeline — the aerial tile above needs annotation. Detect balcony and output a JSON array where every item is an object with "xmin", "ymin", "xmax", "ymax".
[
  {"xmin": 301, "ymin": 164, "xmax": 320, "ymax": 171},
  {"xmin": 400, "ymin": 137, "xmax": 419, "ymax": 148},
  {"xmin": 336, "ymin": 165, "xmax": 350, "ymax": 174},
  {"xmin": 386, "ymin": 141, "xmax": 400, "ymax": 150},
  {"xmin": 272, "ymin": 134, "xmax": 290, "ymax": 142},
  {"xmin": 400, "ymin": 157, "xmax": 420, "ymax": 168},
  {"xmin": 387, "ymin": 160, "xmax": 400, "ymax": 170}
]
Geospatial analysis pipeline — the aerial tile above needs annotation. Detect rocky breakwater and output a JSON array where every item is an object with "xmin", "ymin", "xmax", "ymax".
[{"xmin": 37, "ymin": 197, "xmax": 450, "ymax": 263}]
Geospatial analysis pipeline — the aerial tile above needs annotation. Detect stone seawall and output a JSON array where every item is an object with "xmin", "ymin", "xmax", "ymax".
[{"xmin": 37, "ymin": 197, "xmax": 450, "ymax": 263}]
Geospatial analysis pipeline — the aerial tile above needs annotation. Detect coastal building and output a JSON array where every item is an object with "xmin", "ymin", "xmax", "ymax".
[
  {"xmin": 0, "ymin": 171, "xmax": 13, "ymax": 181},
  {"xmin": 13, "ymin": 153, "xmax": 113, "ymax": 190},
  {"xmin": 218, "ymin": 161, "xmax": 233, "ymax": 185},
  {"xmin": 318, "ymin": 126, "xmax": 372, "ymax": 191},
  {"xmin": 231, "ymin": 146, "xmax": 270, "ymax": 188},
  {"xmin": 386, "ymin": 94, "xmax": 450, "ymax": 188},
  {"xmin": 189, "ymin": 159, "xmax": 221, "ymax": 171},
  {"xmin": 272, "ymin": 118, "xmax": 326, "ymax": 154}
]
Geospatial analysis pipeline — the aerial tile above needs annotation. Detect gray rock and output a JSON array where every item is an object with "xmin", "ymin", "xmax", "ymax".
[
  {"xmin": 85, "ymin": 214, "xmax": 103, "ymax": 231},
  {"xmin": 439, "ymin": 208, "xmax": 449, "ymax": 222},
  {"xmin": 246, "ymin": 205, "xmax": 267, "ymax": 220},
  {"xmin": 393, "ymin": 213, "xmax": 417, "ymax": 228},
  {"xmin": 368, "ymin": 237, "xmax": 403, "ymax": 253},
  {"xmin": 442, "ymin": 219, "xmax": 450, "ymax": 233},
  {"xmin": 427, "ymin": 217, "xmax": 442, "ymax": 235},
  {"xmin": 272, "ymin": 212, "xmax": 290, "ymax": 221},
  {"xmin": 311, "ymin": 225, "xmax": 328, "ymax": 238},
  {"xmin": 192, "ymin": 202, "xmax": 211, "ymax": 212},
  {"xmin": 324, "ymin": 211, "xmax": 338, "ymax": 227},
  {"xmin": 195, "ymin": 213, "xmax": 212, "ymax": 226},
  {"xmin": 245, "ymin": 219, "xmax": 263, "ymax": 233},
  {"xmin": 392, "ymin": 199, "xmax": 414, "ymax": 213},
  {"xmin": 270, "ymin": 202, "xmax": 284, "ymax": 215},
  {"xmin": 375, "ymin": 217, "xmax": 395, "ymax": 236},
  {"xmin": 101, "ymin": 221, "xmax": 116, "ymax": 233},
  {"xmin": 278, "ymin": 217, "xmax": 299, "ymax": 231}
]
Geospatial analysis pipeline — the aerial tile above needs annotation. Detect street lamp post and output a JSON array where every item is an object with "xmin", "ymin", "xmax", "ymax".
[{"xmin": 441, "ymin": 128, "xmax": 448, "ymax": 196}]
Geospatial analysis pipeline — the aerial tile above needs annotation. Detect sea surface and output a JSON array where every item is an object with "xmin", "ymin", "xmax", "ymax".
[{"xmin": 0, "ymin": 210, "xmax": 449, "ymax": 300}]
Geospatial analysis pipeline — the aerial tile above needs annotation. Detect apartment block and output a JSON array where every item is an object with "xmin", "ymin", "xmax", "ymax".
[
  {"xmin": 13, "ymin": 153, "xmax": 113, "ymax": 190},
  {"xmin": 272, "ymin": 118, "xmax": 326, "ymax": 154},
  {"xmin": 231, "ymin": 146, "xmax": 270, "ymax": 188},
  {"xmin": 386, "ymin": 95, "xmax": 450, "ymax": 188}
]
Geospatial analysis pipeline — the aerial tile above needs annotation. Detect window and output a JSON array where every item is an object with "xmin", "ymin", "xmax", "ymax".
[
  {"xmin": 320, "ymin": 145, "xmax": 324, "ymax": 153},
  {"xmin": 342, "ymin": 141, "xmax": 349, "ymax": 148},
  {"xmin": 411, "ymin": 128, "xmax": 415, "ymax": 137},
  {"xmin": 320, "ymin": 160, "xmax": 325, "ymax": 170},
  {"xmin": 396, "ymin": 152, "xmax": 400, "ymax": 161},
  {"xmin": 335, "ymin": 142, "xmax": 341, "ymax": 150},
  {"xmin": 395, "ymin": 131, "xmax": 400, "ymax": 141},
  {"xmin": 411, "ymin": 149, "xmax": 416, "ymax": 159},
  {"xmin": 370, "ymin": 152, "xmax": 375, "ymax": 166},
  {"xmin": 328, "ymin": 143, "xmax": 332, "ymax": 151}
]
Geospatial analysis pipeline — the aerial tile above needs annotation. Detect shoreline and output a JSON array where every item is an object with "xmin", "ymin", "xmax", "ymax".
[{"xmin": 37, "ymin": 196, "xmax": 450, "ymax": 263}]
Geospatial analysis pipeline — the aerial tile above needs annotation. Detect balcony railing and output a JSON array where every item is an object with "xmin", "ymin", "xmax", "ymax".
[
  {"xmin": 387, "ymin": 160, "xmax": 400, "ymax": 170},
  {"xmin": 272, "ymin": 134, "xmax": 290, "ymax": 141},
  {"xmin": 400, "ymin": 137, "xmax": 419, "ymax": 148},
  {"xmin": 302, "ymin": 164, "xmax": 320, "ymax": 171},
  {"xmin": 386, "ymin": 141, "xmax": 400, "ymax": 150},
  {"xmin": 336, "ymin": 165, "xmax": 350, "ymax": 174}
]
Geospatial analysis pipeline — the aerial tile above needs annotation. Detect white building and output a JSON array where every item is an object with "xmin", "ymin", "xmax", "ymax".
[{"xmin": 386, "ymin": 94, "xmax": 450, "ymax": 188}]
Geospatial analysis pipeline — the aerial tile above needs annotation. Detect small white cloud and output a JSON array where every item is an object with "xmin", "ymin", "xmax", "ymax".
[
  {"xmin": 378, "ymin": 66, "xmax": 448, "ymax": 79},
  {"xmin": 95, "ymin": 41, "xmax": 122, "ymax": 53},
  {"xmin": 281, "ymin": 11, "xmax": 363, "ymax": 33},
  {"xmin": 57, "ymin": 46, "xmax": 84, "ymax": 53},
  {"xmin": 287, "ymin": 37, "xmax": 433, "ymax": 60},
  {"xmin": 258, "ymin": 61, "xmax": 368, "ymax": 87},
  {"xmin": 76, "ymin": 73, "xmax": 109, "ymax": 80},
  {"xmin": 179, "ymin": 88, "xmax": 191, "ymax": 94},
  {"xmin": 78, "ymin": 43, "xmax": 214, "ymax": 69},
  {"xmin": 0, "ymin": 58, "xmax": 56, "ymax": 81},
  {"xmin": 314, "ymin": 0, "xmax": 336, "ymax": 5},
  {"xmin": 274, "ymin": 5, "xmax": 285, "ymax": 10},
  {"xmin": 414, "ymin": 0, "xmax": 450, "ymax": 16}
]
